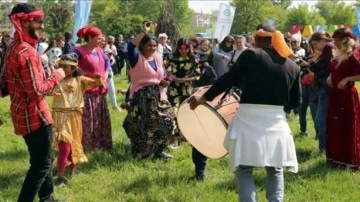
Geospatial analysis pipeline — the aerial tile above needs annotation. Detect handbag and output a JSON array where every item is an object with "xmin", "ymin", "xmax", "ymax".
[
  {"xmin": 301, "ymin": 73, "xmax": 314, "ymax": 85},
  {"xmin": 0, "ymin": 65, "xmax": 8, "ymax": 97}
]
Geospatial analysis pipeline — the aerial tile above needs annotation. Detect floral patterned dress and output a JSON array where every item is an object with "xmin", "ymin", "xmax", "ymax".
[{"xmin": 166, "ymin": 56, "xmax": 200, "ymax": 136}]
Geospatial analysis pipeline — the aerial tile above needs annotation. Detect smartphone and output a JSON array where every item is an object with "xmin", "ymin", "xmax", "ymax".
[{"xmin": 146, "ymin": 21, "xmax": 152, "ymax": 28}]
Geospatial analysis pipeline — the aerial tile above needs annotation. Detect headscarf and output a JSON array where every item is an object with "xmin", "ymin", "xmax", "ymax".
[
  {"xmin": 252, "ymin": 29, "xmax": 293, "ymax": 58},
  {"xmin": 76, "ymin": 26, "xmax": 102, "ymax": 38},
  {"xmin": 332, "ymin": 32, "xmax": 356, "ymax": 41},
  {"xmin": 8, "ymin": 9, "xmax": 44, "ymax": 42}
]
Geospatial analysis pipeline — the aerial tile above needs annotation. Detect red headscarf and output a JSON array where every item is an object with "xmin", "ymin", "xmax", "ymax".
[
  {"xmin": 332, "ymin": 32, "xmax": 356, "ymax": 40},
  {"xmin": 76, "ymin": 26, "xmax": 102, "ymax": 38},
  {"xmin": 8, "ymin": 9, "xmax": 44, "ymax": 42}
]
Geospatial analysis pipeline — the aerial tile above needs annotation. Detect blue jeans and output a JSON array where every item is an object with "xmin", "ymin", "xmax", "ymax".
[
  {"xmin": 299, "ymin": 83, "xmax": 317, "ymax": 134},
  {"xmin": 310, "ymin": 77, "xmax": 329, "ymax": 151},
  {"xmin": 235, "ymin": 166, "xmax": 284, "ymax": 202},
  {"xmin": 18, "ymin": 124, "xmax": 54, "ymax": 202}
]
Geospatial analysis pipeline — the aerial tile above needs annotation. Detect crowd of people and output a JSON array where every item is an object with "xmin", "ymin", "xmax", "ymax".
[{"xmin": 1, "ymin": 2, "xmax": 360, "ymax": 202}]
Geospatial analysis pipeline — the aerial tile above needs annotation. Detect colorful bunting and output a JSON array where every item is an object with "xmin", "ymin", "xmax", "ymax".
[
  {"xmin": 289, "ymin": 25, "xmax": 302, "ymax": 35},
  {"xmin": 302, "ymin": 25, "xmax": 313, "ymax": 38}
]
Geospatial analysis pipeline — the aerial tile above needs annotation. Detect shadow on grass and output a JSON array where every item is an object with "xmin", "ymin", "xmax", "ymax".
[
  {"xmin": 0, "ymin": 171, "xmax": 25, "ymax": 192},
  {"xmin": 296, "ymin": 147, "xmax": 313, "ymax": 163},
  {"xmin": 74, "ymin": 142, "xmax": 135, "ymax": 174},
  {"xmin": 286, "ymin": 158, "xmax": 330, "ymax": 183},
  {"xmin": 0, "ymin": 149, "xmax": 28, "ymax": 161}
]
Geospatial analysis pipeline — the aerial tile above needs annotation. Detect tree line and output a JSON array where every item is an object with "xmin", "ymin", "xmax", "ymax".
[{"xmin": 0, "ymin": 0, "xmax": 359, "ymax": 39}]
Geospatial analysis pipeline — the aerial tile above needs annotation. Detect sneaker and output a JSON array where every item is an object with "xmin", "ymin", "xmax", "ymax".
[
  {"xmin": 188, "ymin": 175, "xmax": 205, "ymax": 182},
  {"xmin": 54, "ymin": 177, "xmax": 67, "ymax": 188},
  {"xmin": 113, "ymin": 106, "xmax": 122, "ymax": 111},
  {"xmin": 154, "ymin": 152, "xmax": 173, "ymax": 159},
  {"xmin": 70, "ymin": 169, "xmax": 76, "ymax": 177}
]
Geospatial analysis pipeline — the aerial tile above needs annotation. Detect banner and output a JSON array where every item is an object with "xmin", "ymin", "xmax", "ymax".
[
  {"xmin": 72, "ymin": 0, "xmax": 93, "ymax": 43},
  {"xmin": 352, "ymin": 24, "xmax": 360, "ymax": 37},
  {"xmin": 356, "ymin": 8, "xmax": 360, "ymax": 24},
  {"xmin": 214, "ymin": 3, "xmax": 236, "ymax": 42},
  {"xmin": 267, "ymin": 18, "xmax": 276, "ymax": 26}
]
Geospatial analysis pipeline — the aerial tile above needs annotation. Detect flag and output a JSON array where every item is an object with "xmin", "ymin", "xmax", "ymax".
[
  {"xmin": 72, "ymin": 0, "xmax": 93, "ymax": 43},
  {"xmin": 213, "ymin": 3, "xmax": 236, "ymax": 42},
  {"xmin": 267, "ymin": 18, "xmax": 275, "ymax": 26},
  {"xmin": 313, "ymin": 25, "xmax": 327, "ymax": 32},
  {"xmin": 289, "ymin": 25, "xmax": 302, "ymax": 35},
  {"xmin": 302, "ymin": 25, "xmax": 313, "ymax": 38}
]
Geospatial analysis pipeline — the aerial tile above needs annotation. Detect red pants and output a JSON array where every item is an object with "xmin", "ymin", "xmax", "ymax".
[{"xmin": 57, "ymin": 141, "xmax": 75, "ymax": 173}]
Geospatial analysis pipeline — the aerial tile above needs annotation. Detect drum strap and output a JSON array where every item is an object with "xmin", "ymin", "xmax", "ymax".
[{"xmin": 218, "ymin": 88, "xmax": 231, "ymax": 104}]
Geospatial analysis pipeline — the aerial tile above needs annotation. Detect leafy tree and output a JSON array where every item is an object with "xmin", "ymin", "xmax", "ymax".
[
  {"xmin": 0, "ymin": 1, "xmax": 13, "ymax": 31},
  {"xmin": 271, "ymin": 0, "xmax": 292, "ymax": 9},
  {"xmin": 126, "ymin": 0, "xmax": 166, "ymax": 21},
  {"xmin": 171, "ymin": 0, "xmax": 194, "ymax": 37},
  {"xmin": 89, "ymin": 0, "xmax": 123, "ymax": 35},
  {"xmin": 231, "ymin": 0, "xmax": 273, "ymax": 34},
  {"xmin": 262, "ymin": 4, "xmax": 287, "ymax": 32},
  {"xmin": 315, "ymin": 0, "xmax": 356, "ymax": 25},
  {"xmin": 156, "ymin": 3, "xmax": 180, "ymax": 48},
  {"xmin": 28, "ymin": 0, "xmax": 74, "ymax": 38},
  {"xmin": 285, "ymin": 4, "xmax": 312, "ymax": 31}
]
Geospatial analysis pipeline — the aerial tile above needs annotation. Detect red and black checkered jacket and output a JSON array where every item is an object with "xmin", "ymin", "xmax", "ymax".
[{"xmin": 5, "ymin": 34, "xmax": 63, "ymax": 136}]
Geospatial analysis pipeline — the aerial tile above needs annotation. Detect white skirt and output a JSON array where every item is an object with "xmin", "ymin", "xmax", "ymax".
[{"xmin": 225, "ymin": 104, "xmax": 298, "ymax": 173}]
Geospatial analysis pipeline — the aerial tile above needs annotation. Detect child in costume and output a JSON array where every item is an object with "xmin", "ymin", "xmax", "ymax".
[{"xmin": 52, "ymin": 53, "xmax": 104, "ymax": 185}]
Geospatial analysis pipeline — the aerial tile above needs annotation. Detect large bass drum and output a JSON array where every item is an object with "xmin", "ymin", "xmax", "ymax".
[{"xmin": 177, "ymin": 86, "xmax": 240, "ymax": 159}]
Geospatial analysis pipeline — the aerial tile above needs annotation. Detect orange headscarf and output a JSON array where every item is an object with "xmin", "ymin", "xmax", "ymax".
[{"xmin": 252, "ymin": 29, "xmax": 293, "ymax": 58}]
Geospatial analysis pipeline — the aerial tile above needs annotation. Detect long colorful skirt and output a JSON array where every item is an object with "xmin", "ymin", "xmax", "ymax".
[
  {"xmin": 82, "ymin": 93, "xmax": 112, "ymax": 152},
  {"xmin": 127, "ymin": 85, "xmax": 174, "ymax": 158}
]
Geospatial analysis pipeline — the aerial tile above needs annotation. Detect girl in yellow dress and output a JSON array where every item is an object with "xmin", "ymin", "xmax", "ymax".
[{"xmin": 52, "ymin": 53, "xmax": 104, "ymax": 185}]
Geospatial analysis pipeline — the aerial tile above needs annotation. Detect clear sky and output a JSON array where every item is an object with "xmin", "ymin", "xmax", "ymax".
[{"xmin": 188, "ymin": 0, "xmax": 356, "ymax": 14}]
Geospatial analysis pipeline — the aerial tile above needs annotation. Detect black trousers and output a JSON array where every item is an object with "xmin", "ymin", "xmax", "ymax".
[
  {"xmin": 18, "ymin": 124, "xmax": 54, "ymax": 202},
  {"xmin": 116, "ymin": 55, "xmax": 125, "ymax": 75},
  {"xmin": 192, "ymin": 147, "xmax": 207, "ymax": 177}
]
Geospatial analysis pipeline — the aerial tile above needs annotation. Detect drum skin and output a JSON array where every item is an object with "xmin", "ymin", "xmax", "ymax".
[{"xmin": 177, "ymin": 86, "xmax": 240, "ymax": 159}]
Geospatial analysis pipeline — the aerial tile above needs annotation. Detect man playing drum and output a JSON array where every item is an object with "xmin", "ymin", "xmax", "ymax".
[{"xmin": 189, "ymin": 23, "xmax": 301, "ymax": 201}]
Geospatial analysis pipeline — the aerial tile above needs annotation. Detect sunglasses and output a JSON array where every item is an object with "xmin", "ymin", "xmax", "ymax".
[{"xmin": 32, "ymin": 18, "xmax": 44, "ymax": 24}]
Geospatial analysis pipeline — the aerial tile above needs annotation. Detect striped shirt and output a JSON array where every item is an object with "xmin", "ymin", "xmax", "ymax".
[{"xmin": 5, "ymin": 34, "xmax": 63, "ymax": 136}]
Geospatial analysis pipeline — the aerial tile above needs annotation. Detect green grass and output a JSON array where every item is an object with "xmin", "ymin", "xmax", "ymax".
[{"xmin": 1, "ymin": 71, "xmax": 360, "ymax": 202}]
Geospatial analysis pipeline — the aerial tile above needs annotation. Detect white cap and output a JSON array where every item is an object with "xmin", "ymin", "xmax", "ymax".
[
  {"xmin": 291, "ymin": 34, "xmax": 302, "ymax": 42},
  {"xmin": 158, "ymin": 33, "xmax": 168, "ymax": 38}
]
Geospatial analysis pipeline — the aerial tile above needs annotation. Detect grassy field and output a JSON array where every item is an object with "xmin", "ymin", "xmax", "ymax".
[{"xmin": 1, "ymin": 71, "xmax": 360, "ymax": 202}]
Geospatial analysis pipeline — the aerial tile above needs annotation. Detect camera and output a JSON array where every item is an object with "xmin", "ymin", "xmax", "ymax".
[
  {"xmin": 292, "ymin": 57, "xmax": 302, "ymax": 65},
  {"xmin": 144, "ymin": 21, "xmax": 152, "ymax": 28}
]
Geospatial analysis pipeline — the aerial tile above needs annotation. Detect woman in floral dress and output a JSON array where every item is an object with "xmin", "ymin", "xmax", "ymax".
[{"xmin": 166, "ymin": 38, "xmax": 200, "ymax": 146}]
